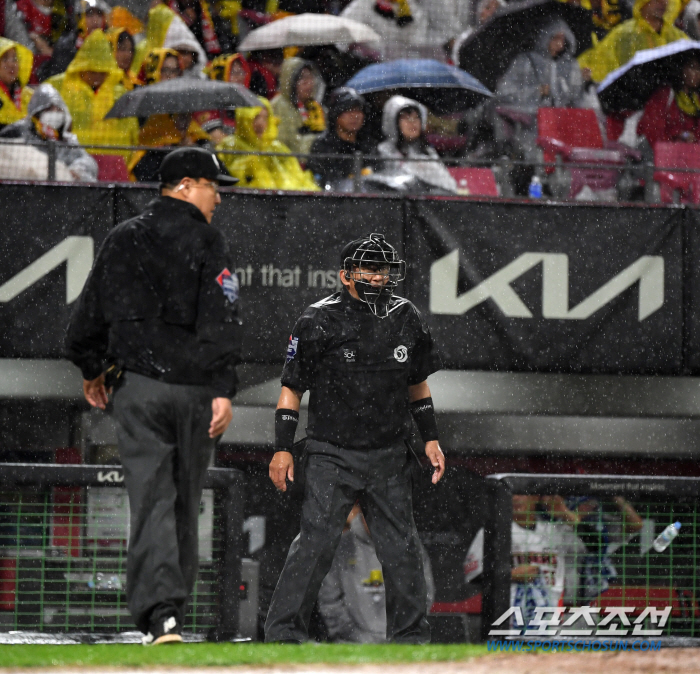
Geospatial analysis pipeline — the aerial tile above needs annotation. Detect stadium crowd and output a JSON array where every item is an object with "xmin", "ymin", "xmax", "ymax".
[{"xmin": 0, "ymin": 0, "xmax": 699, "ymax": 198}]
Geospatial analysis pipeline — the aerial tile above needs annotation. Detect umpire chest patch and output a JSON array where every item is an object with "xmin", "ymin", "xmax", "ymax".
[
  {"xmin": 394, "ymin": 345, "xmax": 408, "ymax": 362},
  {"xmin": 216, "ymin": 268, "xmax": 239, "ymax": 303}
]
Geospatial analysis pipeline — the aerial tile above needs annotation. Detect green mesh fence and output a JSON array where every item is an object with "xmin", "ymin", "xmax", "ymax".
[
  {"xmin": 480, "ymin": 476, "xmax": 700, "ymax": 641},
  {"xmin": 0, "ymin": 487, "xmax": 223, "ymax": 634}
]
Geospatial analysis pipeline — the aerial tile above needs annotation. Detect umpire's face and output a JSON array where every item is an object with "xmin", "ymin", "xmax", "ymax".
[
  {"xmin": 340, "ymin": 263, "xmax": 389, "ymax": 299},
  {"xmin": 182, "ymin": 177, "xmax": 222, "ymax": 223}
]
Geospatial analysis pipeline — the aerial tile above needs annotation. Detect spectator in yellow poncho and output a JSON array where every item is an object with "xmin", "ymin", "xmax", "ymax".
[
  {"xmin": 0, "ymin": 38, "xmax": 33, "ymax": 129},
  {"xmin": 579, "ymin": 0, "xmax": 688, "ymax": 83},
  {"xmin": 127, "ymin": 48, "xmax": 211, "ymax": 182},
  {"xmin": 217, "ymin": 97, "xmax": 319, "ymax": 191},
  {"xmin": 132, "ymin": 4, "xmax": 177, "ymax": 73},
  {"xmin": 106, "ymin": 27, "xmax": 140, "ymax": 91},
  {"xmin": 46, "ymin": 30, "xmax": 138, "ymax": 155}
]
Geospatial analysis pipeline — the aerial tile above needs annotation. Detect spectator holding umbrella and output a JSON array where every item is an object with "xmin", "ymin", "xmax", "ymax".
[
  {"xmin": 578, "ymin": 0, "xmax": 688, "ymax": 84},
  {"xmin": 308, "ymin": 87, "xmax": 375, "ymax": 189},
  {"xmin": 128, "ymin": 47, "xmax": 211, "ymax": 182},
  {"xmin": 0, "ymin": 37, "xmax": 34, "ymax": 130},
  {"xmin": 271, "ymin": 56, "xmax": 326, "ymax": 156},
  {"xmin": 375, "ymin": 94, "xmax": 457, "ymax": 193},
  {"xmin": 494, "ymin": 18, "xmax": 585, "ymax": 193},
  {"xmin": 194, "ymin": 53, "xmax": 252, "ymax": 144},
  {"xmin": 638, "ymin": 53, "xmax": 700, "ymax": 146},
  {"xmin": 216, "ymin": 96, "xmax": 319, "ymax": 190}
]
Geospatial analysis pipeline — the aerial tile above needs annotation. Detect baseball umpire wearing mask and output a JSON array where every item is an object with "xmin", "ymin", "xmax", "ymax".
[
  {"xmin": 65, "ymin": 147, "xmax": 242, "ymax": 645},
  {"xmin": 265, "ymin": 233, "xmax": 445, "ymax": 644}
]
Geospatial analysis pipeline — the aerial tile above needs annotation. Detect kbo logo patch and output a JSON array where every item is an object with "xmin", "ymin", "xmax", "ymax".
[
  {"xmin": 216, "ymin": 268, "xmax": 239, "ymax": 303},
  {"xmin": 286, "ymin": 335, "xmax": 299, "ymax": 363}
]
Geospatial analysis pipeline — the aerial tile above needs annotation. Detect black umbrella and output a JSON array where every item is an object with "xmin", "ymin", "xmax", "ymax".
[
  {"xmin": 597, "ymin": 40, "xmax": 700, "ymax": 113},
  {"xmin": 458, "ymin": 0, "xmax": 594, "ymax": 92},
  {"xmin": 105, "ymin": 79, "xmax": 262, "ymax": 119}
]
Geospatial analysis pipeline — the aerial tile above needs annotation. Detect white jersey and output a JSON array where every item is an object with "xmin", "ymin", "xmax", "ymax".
[{"xmin": 465, "ymin": 521, "xmax": 583, "ymax": 625}]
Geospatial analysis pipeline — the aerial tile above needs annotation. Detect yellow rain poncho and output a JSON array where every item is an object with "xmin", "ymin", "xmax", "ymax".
[
  {"xmin": 217, "ymin": 97, "xmax": 319, "ymax": 191},
  {"xmin": 579, "ymin": 0, "xmax": 688, "ymax": 82},
  {"xmin": 132, "ymin": 4, "xmax": 177, "ymax": 74},
  {"xmin": 106, "ymin": 27, "xmax": 140, "ymax": 91},
  {"xmin": 47, "ymin": 30, "xmax": 138, "ymax": 155},
  {"xmin": 0, "ymin": 39, "xmax": 33, "ymax": 128}
]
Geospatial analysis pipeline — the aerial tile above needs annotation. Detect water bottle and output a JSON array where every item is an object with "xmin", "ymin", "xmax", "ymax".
[
  {"xmin": 652, "ymin": 522, "xmax": 681, "ymax": 552},
  {"xmin": 528, "ymin": 175, "xmax": 543, "ymax": 199}
]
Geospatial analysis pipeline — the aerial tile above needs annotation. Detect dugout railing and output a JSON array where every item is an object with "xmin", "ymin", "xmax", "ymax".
[
  {"xmin": 482, "ymin": 473, "xmax": 700, "ymax": 643},
  {"xmin": 0, "ymin": 463, "xmax": 245, "ymax": 641}
]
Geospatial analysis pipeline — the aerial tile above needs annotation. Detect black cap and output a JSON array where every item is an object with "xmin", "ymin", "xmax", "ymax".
[{"xmin": 159, "ymin": 147, "xmax": 238, "ymax": 185}]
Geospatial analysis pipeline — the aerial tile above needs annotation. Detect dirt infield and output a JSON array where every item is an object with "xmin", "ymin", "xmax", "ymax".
[{"xmin": 4, "ymin": 650, "xmax": 700, "ymax": 674}]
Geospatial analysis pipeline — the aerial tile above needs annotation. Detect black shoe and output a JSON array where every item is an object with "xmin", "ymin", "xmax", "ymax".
[{"xmin": 142, "ymin": 616, "xmax": 183, "ymax": 646}]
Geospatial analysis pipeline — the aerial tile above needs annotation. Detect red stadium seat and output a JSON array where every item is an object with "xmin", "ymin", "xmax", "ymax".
[
  {"xmin": 653, "ymin": 142, "xmax": 700, "ymax": 204},
  {"xmin": 536, "ymin": 108, "xmax": 639, "ymax": 199},
  {"xmin": 448, "ymin": 167, "xmax": 499, "ymax": 196},
  {"xmin": 91, "ymin": 154, "xmax": 129, "ymax": 182},
  {"xmin": 592, "ymin": 585, "xmax": 700, "ymax": 619}
]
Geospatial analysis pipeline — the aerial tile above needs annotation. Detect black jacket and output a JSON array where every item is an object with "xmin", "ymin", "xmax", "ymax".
[
  {"xmin": 281, "ymin": 288, "xmax": 441, "ymax": 449},
  {"xmin": 307, "ymin": 132, "xmax": 375, "ymax": 186},
  {"xmin": 65, "ymin": 196, "xmax": 242, "ymax": 397}
]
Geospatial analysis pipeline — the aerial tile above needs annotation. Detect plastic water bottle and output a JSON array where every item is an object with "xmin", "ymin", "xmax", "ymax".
[
  {"xmin": 528, "ymin": 175, "xmax": 543, "ymax": 199},
  {"xmin": 652, "ymin": 522, "xmax": 681, "ymax": 552}
]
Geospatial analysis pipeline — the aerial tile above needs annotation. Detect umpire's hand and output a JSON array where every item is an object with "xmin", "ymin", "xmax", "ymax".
[
  {"xmin": 209, "ymin": 397, "xmax": 233, "ymax": 438},
  {"xmin": 270, "ymin": 451, "xmax": 294, "ymax": 491},
  {"xmin": 425, "ymin": 440, "xmax": 445, "ymax": 484}
]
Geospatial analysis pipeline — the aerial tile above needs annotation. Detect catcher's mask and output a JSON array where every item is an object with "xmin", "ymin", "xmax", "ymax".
[{"xmin": 341, "ymin": 233, "xmax": 406, "ymax": 318}]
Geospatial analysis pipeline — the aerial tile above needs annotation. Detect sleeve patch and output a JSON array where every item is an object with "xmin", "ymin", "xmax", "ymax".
[
  {"xmin": 216, "ymin": 268, "xmax": 239, "ymax": 303},
  {"xmin": 286, "ymin": 335, "xmax": 299, "ymax": 363}
]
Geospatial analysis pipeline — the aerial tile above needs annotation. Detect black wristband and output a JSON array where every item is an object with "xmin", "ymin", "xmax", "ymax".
[
  {"xmin": 410, "ymin": 397, "xmax": 439, "ymax": 442},
  {"xmin": 275, "ymin": 408, "xmax": 299, "ymax": 450}
]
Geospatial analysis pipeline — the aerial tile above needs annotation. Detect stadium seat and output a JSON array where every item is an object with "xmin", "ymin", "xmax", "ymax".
[
  {"xmin": 447, "ymin": 167, "xmax": 499, "ymax": 196},
  {"xmin": 653, "ymin": 142, "xmax": 700, "ymax": 205},
  {"xmin": 91, "ymin": 154, "xmax": 129, "ymax": 182},
  {"xmin": 536, "ymin": 108, "xmax": 640, "ymax": 199},
  {"xmin": 592, "ymin": 585, "xmax": 700, "ymax": 619}
]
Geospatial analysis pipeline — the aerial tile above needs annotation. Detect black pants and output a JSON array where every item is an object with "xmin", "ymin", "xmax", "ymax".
[
  {"xmin": 264, "ymin": 439, "xmax": 430, "ymax": 644},
  {"xmin": 111, "ymin": 371, "xmax": 216, "ymax": 634}
]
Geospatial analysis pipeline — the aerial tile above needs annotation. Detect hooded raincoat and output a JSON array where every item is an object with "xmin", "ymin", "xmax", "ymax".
[
  {"xmin": 0, "ymin": 83, "xmax": 98, "ymax": 181},
  {"xmin": 194, "ymin": 53, "xmax": 252, "ymax": 133},
  {"xmin": 270, "ymin": 57, "xmax": 326, "ymax": 156},
  {"xmin": 46, "ymin": 30, "xmax": 138, "ymax": 155},
  {"xmin": 579, "ymin": 0, "xmax": 688, "ymax": 83},
  {"xmin": 216, "ymin": 97, "xmax": 319, "ymax": 191},
  {"xmin": 0, "ymin": 38, "xmax": 34, "ymax": 128},
  {"xmin": 128, "ymin": 48, "xmax": 210, "ymax": 182},
  {"xmin": 495, "ymin": 19, "xmax": 585, "ymax": 162},
  {"xmin": 106, "ymin": 27, "xmax": 140, "ymax": 91},
  {"xmin": 376, "ymin": 95, "xmax": 457, "ymax": 193}
]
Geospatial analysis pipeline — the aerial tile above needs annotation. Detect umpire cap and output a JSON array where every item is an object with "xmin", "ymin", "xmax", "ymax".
[{"xmin": 159, "ymin": 147, "xmax": 238, "ymax": 185}]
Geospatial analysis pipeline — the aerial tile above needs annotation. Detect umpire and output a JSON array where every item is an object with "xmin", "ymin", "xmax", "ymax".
[
  {"xmin": 65, "ymin": 147, "xmax": 242, "ymax": 645},
  {"xmin": 265, "ymin": 233, "xmax": 445, "ymax": 644}
]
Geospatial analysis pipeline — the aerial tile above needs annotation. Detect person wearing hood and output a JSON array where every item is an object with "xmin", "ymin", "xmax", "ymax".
[
  {"xmin": 375, "ymin": 95, "xmax": 457, "ymax": 193},
  {"xmin": 194, "ymin": 53, "xmax": 252, "ymax": 144},
  {"xmin": 37, "ymin": 0, "xmax": 110, "ymax": 82},
  {"xmin": 106, "ymin": 27, "xmax": 139, "ymax": 91},
  {"xmin": 0, "ymin": 82, "xmax": 98, "ymax": 181},
  {"xmin": 494, "ymin": 18, "xmax": 585, "ymax": 192},
  {"xmin": 132, "ymin": 3, "xmax": 206, "ymax": 79},
  {"xmin": 46, "ymin": 29, "xmax": 138, "ymax": 156},
  {"xmin": 0, "ymin": 38, "xmax": 34, "ymax": 129},
  {"xmin": 271, "ymin": 57, "xmax": 326, "ymax": 157},
  {"xmin": 638, "ymin": 53, "xmax": 700, "ymax": 146},
  {"xmin": 683, "ymin": 0, "xmax": 700, "ymax": 39},
  {"xmin": 578, "ymin": 0, "xmax": 688, "ymax": 84},
  {"xmin": 129, "ymin": 47, "xmax": 211, "ymax": 182},
  {"xmin": 216, "ymin": 96, "xmax": 319, "ymax": 190},
  {"xmin": 307, "ymin": 87, "xmax": 374, "ymax": 189}
]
